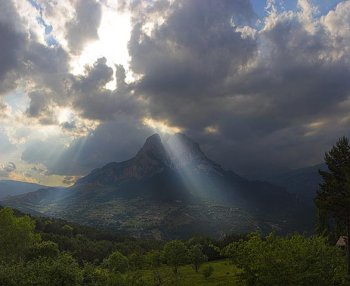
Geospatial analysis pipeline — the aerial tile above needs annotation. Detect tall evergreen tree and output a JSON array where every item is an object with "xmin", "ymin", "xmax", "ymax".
[{"xmin": 315, "ymin": 136, "xmax": 350, "ymax": 276}]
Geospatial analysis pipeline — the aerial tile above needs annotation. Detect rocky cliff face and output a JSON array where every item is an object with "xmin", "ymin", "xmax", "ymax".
[
  {"xmin": 77, "ymin": 133, "xmax": 223, "ymax": 186},
  {"xmin": 165, "ymin": 133, "xmax": 222, "ymax": 173}
]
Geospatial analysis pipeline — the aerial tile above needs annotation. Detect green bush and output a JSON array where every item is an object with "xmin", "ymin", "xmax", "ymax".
[
  {"xmin": 163, "ymin": 240, "xmax": 189, "ymax": 274},
  {"xmin": 26, "ymin": 241, "xmax": 60, "ymax": 260},
  {"xmin": 102, "ymin": 251, "xmax": 129, "ymax": 273},
  {"xmin": 0, "ymin": 253, "xmax": 82, "ymax": 286},
  {"xmin": 188, "ymin": 244, "xmax": 207, "ymax": 272},
  {"xmin": 224, "ymin": 233, "xmax": 347, "ymax": 286},
  {"xmin": 0, "ymin": 207, "xmax": 40, "ymax": 261}
]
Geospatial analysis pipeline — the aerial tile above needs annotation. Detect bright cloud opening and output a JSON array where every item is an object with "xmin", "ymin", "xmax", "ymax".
[
  {"xmin": 70, "ymin": 6, "xmax": 131, "ymax": 90},
  {"xmin": 143, "ymin": 117, "xmax": 183, "ymax": 134}
]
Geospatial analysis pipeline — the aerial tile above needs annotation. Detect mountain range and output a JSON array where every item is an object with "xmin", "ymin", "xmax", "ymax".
[
  {"xmin": 1, "ymin": 133, "xmax": 315, "ymax": 239},
  {"xmin": 0, "ymin": 180, "xmax": 46, "ymax": 200},
  {"xmin": 264, "ymin": 163, "xmax": 326, "ymax": 204}
]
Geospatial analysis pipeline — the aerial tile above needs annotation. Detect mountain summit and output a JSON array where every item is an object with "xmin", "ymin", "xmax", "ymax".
[
  {"xmin": 136, "ymin": 133, "xmax": 169, "ymax": 162},
  {"xmin": 2, "ymin": 133, "xmax": 313, "ymax": 239},
  {"xmin": 77, "ymin": 133, "xmax": 220, "ymax": 186}
]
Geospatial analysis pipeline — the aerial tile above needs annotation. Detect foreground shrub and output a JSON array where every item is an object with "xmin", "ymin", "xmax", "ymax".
[
  {"xmin": 0, "ymin": 253, "xmax": 82, "ymax": 286},
  {"xmin": 223, "ymin": 233, "xmax": 347, "ymax": 286}
]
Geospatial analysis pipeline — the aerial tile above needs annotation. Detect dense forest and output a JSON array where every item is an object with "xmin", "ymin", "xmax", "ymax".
[{"xmin": 0, "ymin": 206, "xmax": 347, "ymax": 286}]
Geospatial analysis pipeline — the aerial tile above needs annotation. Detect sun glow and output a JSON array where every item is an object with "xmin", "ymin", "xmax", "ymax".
[
  {"xmin": 57, "ymin": 108, "xmax": 73, "ymax": 124},
  {"xmin": 70, "ymin": 6, "xmax": 132, "ymax": 89},
  {"xmin": 143, "ymin": 117, "xmax": 183, "ymax": 134},
  {"xmin": 204, "ymin": 125, "xmax": 219, "ymax": 134}
]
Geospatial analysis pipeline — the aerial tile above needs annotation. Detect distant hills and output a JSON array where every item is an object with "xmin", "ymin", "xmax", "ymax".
[
  {"xmin": 0, "ymin": 180, "xmax": 47, "ymax": 200},
  {"xmin": 264, "ymin": 163, "xmax": 326, "ymax": 204},
  {"xmin": 1, "ymin": 133, "xmax": 315, "ymax": 239}
]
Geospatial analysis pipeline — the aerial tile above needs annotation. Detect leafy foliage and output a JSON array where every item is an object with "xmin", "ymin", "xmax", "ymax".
[
  {"xmin": 188, "ymin": 244, "xmax": 208, "ymax": 272},
  {"xmin": 0, "ymin": 207, "xmax": 40, "ymax": 261},
  {"xmin": 102, "ymin": 251, "xmax": 129, "ymax": 273},
  {"xmin": 316, "ymin": 136, "xmax": 350, "ymax": 235},
  {"xmin": 163, "ymin": 240, "xmax": 189, "ymax": 274},
  {"xmin": 225, "ymin": 233, "xmax": 347, "ymax": 286},
  {"xmin": 26, "ymin": 240, "xmax": 60, "ymax": 260},
  {"xmin": 0, "ymin": 205, "xmax": 348, "ymax": 285},
  {"xmin": 0, "ymin": 253, "xmax": 82, "ymax": 286}
]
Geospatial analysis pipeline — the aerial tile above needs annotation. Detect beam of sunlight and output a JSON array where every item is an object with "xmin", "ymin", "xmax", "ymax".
[{"xmin": 163, "ymin": 134, "xmax": 227, "ymax": 204}]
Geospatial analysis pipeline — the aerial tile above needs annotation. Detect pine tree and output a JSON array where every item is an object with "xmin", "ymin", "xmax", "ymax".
[{"xmin": 315, "ymin": 136, "xmax": 350, "ymax": 276}]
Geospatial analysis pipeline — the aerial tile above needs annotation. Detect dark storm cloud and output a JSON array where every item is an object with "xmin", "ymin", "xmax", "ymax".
[
  {"xmin": 0, "ymin": 1, "xmax": 27, "ymax": 95},
  {"xmin": 123, "ymin": 0, "xmax": 350, "ymax": 177},
  {"xmin": 24, "ymin": 43, "xmax": 70, "ymax": 99},
  {"xmin": 0, "ymin": 0, "xmax": 71, "ymax": 120},
  {"xmin": 129, "ymin": 0, "xmax": 257, "ymax": 127},
  {"xmin": 71, "ymin": 57, "xmax": 143, "ymax": 121},
  {"xmin": 0, "ymin": 1, "xmax": 135, "ymax": 125},
  {"xmin": 22, "ymin": 43, "xmax": 70, "ymax": 124},
  {"xmin": 6, "ymin": 0, "xmax": 350, "ymax": 179},
  {"xmin": 66, "ymin": 0, "xmax": 102, "ymax": 54},
  {"xmin": 26, "ymin": 90, "xmax": 55, "ymax": 124}
]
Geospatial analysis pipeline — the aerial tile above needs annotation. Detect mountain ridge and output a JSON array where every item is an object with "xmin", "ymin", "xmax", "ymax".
[
  {"xmin": 0, "ymin": 180, "xmax": 47, "ymax": 200},
  {"xmin": 1, "ymin": 133, "xmax": 314, "ymax": 239}
]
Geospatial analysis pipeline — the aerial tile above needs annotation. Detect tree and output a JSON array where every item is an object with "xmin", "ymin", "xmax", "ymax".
[
  {"xmin": 225, "ymin": 233, "xmax": 347, "ymax": 286},
  {"xmin": 42, "ymin": 253, "xmax": 83, "ymax": 286},
  {"xmin": 188, "ymin": 244, "xmax": 207, "ymax": 272},
  {"xmin": 187, "ymin": 236, "xmax": 221, "ymax": 260},
  {"xmin": 0, "ymin": 207, "xmax": 40, "ymax": 261},
  {"xmin": 102, "ymin": 251, "xmax": 129, "ymax": 273},
  {"xmin": 0, "ymin": 253, "xmax": 83, "ymax": 286},
  {"xmin": 315, "ymin": 136, "xmax": 350, "ymax": 275},
  {"xmin": 26, "ymin": 241, "xmax": 59, "ymax": 260},
  {"xmin": 61, "ymin": 224, "xmax": 74, "ymax": 237},
  {"xmin": 163, "ymin": 240, "xmax": 188, "ymax": 275}
]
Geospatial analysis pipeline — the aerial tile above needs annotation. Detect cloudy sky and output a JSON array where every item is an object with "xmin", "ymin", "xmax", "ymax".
[{"xmin": 0, "ymin": 0, "xmax": 349, "ymax": 185}]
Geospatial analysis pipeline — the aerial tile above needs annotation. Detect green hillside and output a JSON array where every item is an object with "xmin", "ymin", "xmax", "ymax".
[{"xmin": 0, "ymin": 206, "xmax": 347, "ymax": 286}]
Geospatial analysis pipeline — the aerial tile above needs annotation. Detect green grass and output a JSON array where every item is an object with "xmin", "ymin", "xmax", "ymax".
[{"xmin": 140, "ymin": 259, "xmax": 243, "ymax": 286}]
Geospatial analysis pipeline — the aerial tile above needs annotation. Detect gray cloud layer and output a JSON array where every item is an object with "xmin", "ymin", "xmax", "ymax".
[
  {"xmin": 2, "ymin": 0, "xmax": 350, "ymax": 179},
  {"xmin": 0, "ymin": 162, "xmax": 16, "ymax": 177},
  {"xmin": 66, "ymin": 0, "xmax": 102, "ymax": 54},
  {"xmin": 126, "ymin": 0, "xmax": 350, "ymax": 177}
]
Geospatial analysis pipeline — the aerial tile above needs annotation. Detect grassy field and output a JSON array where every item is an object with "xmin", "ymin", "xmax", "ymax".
[{"xmin": 140, "ymin": 259, "xmax": 243, "ymax": 286}]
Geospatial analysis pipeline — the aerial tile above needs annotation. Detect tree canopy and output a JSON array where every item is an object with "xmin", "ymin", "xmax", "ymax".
[
  {"xmin": 163, "ymin": 240, "xmax": 189, "ymax": 274},
  {"xmin": 224, "ymin": 233, "xmax": 347, "ymax": 286},
  {"xmin": 316, "ymin": 136, "xmax": 350, "ymax": 228},
  {"xmin": 0, "ymin": 207, "xmax": 40, "ymax": 261}
]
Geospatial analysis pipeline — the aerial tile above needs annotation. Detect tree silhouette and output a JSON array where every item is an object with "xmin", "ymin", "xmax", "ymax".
[{"xmin": 315, "ymin": 136, "xmax": 350, "ymax": 276}]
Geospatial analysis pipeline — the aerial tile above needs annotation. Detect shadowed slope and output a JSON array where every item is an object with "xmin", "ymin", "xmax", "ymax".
[{"xmin": 1, "ymin": 133, "xmax": 313, "ymax": 239}]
